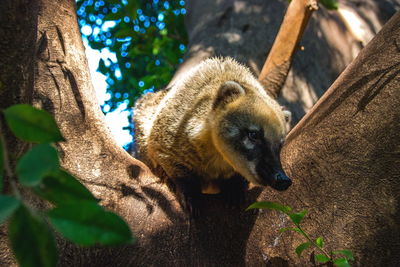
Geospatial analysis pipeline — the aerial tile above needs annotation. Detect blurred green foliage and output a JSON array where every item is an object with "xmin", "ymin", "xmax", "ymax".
[{"xmin": 76, "ymin": 0, "xmax": 187, "ymax": 113}]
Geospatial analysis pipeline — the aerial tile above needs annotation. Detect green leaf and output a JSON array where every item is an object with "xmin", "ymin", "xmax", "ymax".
[
  {"xmin": 315, "ymin": 254, "xmax": 331, "ymax": 263},
  {"xmin": 288, "ymin": 210, "xmax": 307, "ymax": 225},
  {"xmin": 98, "ymin": 58, "xmax": 108, "ymax": 74},
  {"xmin": 315, "ymin": 236, "xmax": 324, "ymax": 248},
  {"xmin": 246, "ymin": 201, "xmax": 292, "ymax": 214},
  {"xmin": 320, "ymin": 0, "xmax": 339, "ymax": 10},
  {"xmin": 9, "ymin": 205, "xmax": 58, "ymax": 267},
  {"xmin": 126, "ymin": 0, "xmax": 139, "ymax": 21},
  {"xmin": 16, "ymin": 144, "xmax": 59, "ymax": 187},
  {"xmin": 333, "ymin": 258, "xmax": 351, "ymax": 267},
  {"xmin": 34, "ymin": 169, "xmax": 97, "ymax": 205},
  {"xmin": 104, "ymin": 12, "xmax": 122, "ymax": 21},
  {"xmin": 333, "ymin": 250, "xmax": 354, "ymax": 261},
  {"xmin": 295, "ymin": 242, "xmax": 310, "ymax": 257},
  {"xmin": 48, "ymin": 202, "xmax": 134, "ymax": 246},
  {"xmin": 114, "ymin": 28, "xmax": 135, "ymax": 38},
  {"xmin": 3, "ymin": 104, "xmax": 64, "ymax": 143},
  {"xmin": 0, "ymin": 195, "xmax": 20, "ymax": 224},
  {"xmin": 89, "ymin": 41, "xmax": 105, "ymax": 50},
  {"xmin": 0, "ymin": 137, "xmax": 4, "ymax": 192}
]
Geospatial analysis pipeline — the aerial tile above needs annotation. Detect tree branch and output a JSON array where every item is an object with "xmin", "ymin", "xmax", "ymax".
[{"xmin": 258, "ymin": 0, "xmax": 318, "ymax": 98}]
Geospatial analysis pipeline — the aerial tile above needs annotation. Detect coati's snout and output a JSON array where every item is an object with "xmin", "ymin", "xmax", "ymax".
[
  {"xmin": 253, "ymin": 140, "xmax": 292, "ymax": 191},
  {"xmin": 271, "ymin": 171, "xmax": 292, "ymax": 191},
  {"xmin": 256, "ymin": 161, "xmax": 292, "ymax": 191}
]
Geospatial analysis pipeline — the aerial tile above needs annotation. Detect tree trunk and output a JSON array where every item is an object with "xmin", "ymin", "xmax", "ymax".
[
  {"xmin": 279, "ymin": 11, "xmax": 400, "ymax": 265},
  {"xmin": 0, "ymin": 0, "xmax": 399, "ymax": 266},
  {"xmin": 1, "ymin": 0, "xmax": 153, "ymax": 265}
]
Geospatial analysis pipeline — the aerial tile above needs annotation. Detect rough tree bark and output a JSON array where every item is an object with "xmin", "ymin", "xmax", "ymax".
[
  {"xmin": 279, "ymin": 11, "xmax": 400, "ymax": 265},
  {"xmin": 0, "ymin": 0, "xmax": 399, "ymax": 266}
]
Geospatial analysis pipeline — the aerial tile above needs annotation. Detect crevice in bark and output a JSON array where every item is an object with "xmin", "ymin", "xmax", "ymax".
[
  {"xmin": 55, "ymin": 26, "xmax": 66, "ymax": 56},
  {"xmin": 62, "ymin": 66, "xmax": 85, "ymax": 119}
]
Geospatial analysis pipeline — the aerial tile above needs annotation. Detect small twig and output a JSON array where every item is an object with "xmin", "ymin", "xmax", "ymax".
[
  {"xmin": 0, "ymin": 122, "xmax": 21, "ymax": 199},
  {"xmin": 0, "ymin": 122, "xmax": 13, "ymax": 179},
  {"xmin": 10, "ymin": 180, "xmax": 21, "ymax": 200},
  {"xmin": 297, "ymin": 225, "xmax": 331, "ymax": 259}
]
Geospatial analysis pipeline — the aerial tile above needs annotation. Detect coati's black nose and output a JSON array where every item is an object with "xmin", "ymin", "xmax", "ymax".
[{"xmin": 271, "ymin": 171, "xmax": 292, "ymax": 191}]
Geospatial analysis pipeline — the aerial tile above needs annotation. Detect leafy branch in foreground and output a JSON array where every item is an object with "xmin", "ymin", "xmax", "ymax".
[
  {"xmin": 0, "ymin": 104, "xmax": 135, "ymax": 267},
  {"xmin": 247, "ymin": 201, "xmax": 354, "ymax": 267}
]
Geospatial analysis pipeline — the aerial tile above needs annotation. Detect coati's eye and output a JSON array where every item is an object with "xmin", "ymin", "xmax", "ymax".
[{"xmin": 247, "ymin": 130, "xmax": 262, "ymax": 143}]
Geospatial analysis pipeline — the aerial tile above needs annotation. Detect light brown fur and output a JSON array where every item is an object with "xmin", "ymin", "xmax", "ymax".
[{"xmin": 134, "ymin": 57, "xmax": 289, "ymax": 188}]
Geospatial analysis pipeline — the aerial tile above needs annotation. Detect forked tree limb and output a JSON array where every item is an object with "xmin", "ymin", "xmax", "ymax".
[
  {"xmin": 258, "ymin": 0, "xmax": 318, "ymax": 98},
  {"xmin": 2, "ymin": 0, "xmax": 395, "ymax": 266}
]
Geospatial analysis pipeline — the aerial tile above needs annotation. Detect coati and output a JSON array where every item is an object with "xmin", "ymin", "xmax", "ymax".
[{"xmin": 134, "ymin": 57, "xmax": 292, "ymax": 216}]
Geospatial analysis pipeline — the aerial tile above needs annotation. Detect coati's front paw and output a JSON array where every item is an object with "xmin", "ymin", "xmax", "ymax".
[{"xmin": 220, "ymin": 174, "xmax": 248, "ymax": 208}]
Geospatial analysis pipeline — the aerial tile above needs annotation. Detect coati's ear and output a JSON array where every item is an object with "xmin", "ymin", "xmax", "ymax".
[{"xmin": 213, "ymin": 81, "xmax": 245, "ymax": 109}]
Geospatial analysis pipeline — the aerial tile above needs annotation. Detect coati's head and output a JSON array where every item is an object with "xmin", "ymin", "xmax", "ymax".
[{"xmin": 211, "ymin": 80, "xmax": 292, "ymax": 191}]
